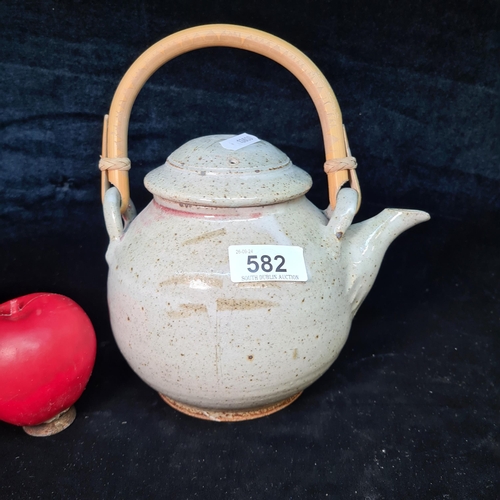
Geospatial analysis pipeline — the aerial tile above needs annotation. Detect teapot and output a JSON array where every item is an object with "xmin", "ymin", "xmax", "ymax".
[{"xmin": 100, "ymin": 25, "xmax": 429, "ymax": 421}]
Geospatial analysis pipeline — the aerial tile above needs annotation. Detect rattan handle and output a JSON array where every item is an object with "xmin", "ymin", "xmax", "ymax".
[{"xmin": 100, "ymin": 24, "xmax": 360, "ymax": 212}]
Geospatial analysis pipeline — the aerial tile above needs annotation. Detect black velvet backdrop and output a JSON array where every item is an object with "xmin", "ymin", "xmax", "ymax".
[{"xmin": 1, "ymin": 1, "xmax": 498, "ymax": 498}]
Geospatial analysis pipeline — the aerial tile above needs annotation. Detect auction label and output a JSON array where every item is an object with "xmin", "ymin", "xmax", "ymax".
[
  {"xmin": 228, "ymin": 245, "xmax": 308, "ymax": 283},
  {"xmin": 220, "ymin": 133, "xmax": 260, "ymax": 151}
]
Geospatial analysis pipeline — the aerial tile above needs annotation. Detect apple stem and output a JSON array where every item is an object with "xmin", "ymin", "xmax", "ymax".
[{"xmin": 10, "ymin": 298, "xmax": 21, "ymax": 315}]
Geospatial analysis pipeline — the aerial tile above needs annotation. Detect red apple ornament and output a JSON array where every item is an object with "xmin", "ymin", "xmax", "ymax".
[{"xmin": 0, "ymin": 293, "xmax": 96, "ymax": 436}]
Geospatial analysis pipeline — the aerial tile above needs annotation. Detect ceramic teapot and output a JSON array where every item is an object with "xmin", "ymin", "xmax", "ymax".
[{"xmin": 100, "ymin": 25, "xmax": 429, "ymax": 421}]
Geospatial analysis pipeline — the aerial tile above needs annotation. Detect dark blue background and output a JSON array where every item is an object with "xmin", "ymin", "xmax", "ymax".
[{"xmin": 1, "ymin": 1, "xmax": 498, "ymax": 498}]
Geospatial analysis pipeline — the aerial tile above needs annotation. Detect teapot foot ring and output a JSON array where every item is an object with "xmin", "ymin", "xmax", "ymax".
[
  {"xmin": 159, "ymin": 392, "xmax": 302, "ymax": 421},
  {"xmin": 22, "ymin": 405, "xmax": 77, "ymax": 437}
]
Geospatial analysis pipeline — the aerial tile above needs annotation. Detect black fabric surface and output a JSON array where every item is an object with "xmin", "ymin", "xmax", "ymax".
[{"xmin": 1, "ymin": 1, "xmax": 498, "ymax": 498}]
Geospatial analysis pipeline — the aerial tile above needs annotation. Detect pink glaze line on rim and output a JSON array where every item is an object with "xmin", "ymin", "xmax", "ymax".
[{"xmin": 152, "ymin": 200, "xmax": 262, "ymax": 220}]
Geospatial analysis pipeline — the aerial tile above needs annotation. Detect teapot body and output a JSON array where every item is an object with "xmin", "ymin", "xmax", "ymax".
[
  {"xmin": 100, "ymin": 26, "xmax": 430, "ymax": 420},
  {"xmin": 106, "ymin": 195, "xmax": 352, "ymax": 413}
]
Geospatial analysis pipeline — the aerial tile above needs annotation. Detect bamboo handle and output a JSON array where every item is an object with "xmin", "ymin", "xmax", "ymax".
[{"xmin": 100, "ymin": 24, "xmax": 360, "ymax": 212}]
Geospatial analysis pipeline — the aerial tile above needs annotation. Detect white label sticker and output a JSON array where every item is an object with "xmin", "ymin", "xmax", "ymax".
[
  {"xmin": 220, "ymin": 133, "xmax": 260, "ymax": 151},
  {"xmin": 228, "ymin": 245, "xmax": 308, "ymax": 283}
]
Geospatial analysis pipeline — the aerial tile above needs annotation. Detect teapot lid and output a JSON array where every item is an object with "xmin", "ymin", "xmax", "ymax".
[{"xmin": 144, "ymin": 134, "xmax": 312, "ymax": 207}]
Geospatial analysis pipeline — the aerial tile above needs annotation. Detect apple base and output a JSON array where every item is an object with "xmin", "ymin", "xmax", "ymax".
[
  {"xmin": 159, "ymin": 392, "xmax": 302, "ymax": 421},
  {"xmin": 23, "ymin": 405, "xmax": 76, "ymax": 437}
]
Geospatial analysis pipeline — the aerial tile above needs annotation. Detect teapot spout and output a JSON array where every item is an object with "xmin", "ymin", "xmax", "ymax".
[{"xmin": 342, "ymin": 207, "xmax": 430, "ymax": 315}]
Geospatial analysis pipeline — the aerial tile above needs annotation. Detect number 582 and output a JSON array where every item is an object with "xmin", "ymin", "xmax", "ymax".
[{"xmin": 247, "ymin": 255, "xmax": 287, "ymax": 273}]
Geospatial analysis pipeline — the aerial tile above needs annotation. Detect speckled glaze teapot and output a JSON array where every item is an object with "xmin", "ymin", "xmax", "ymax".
[{"xmin": 100, "ymin": 25, "xmax": 429, "ymax": 421}]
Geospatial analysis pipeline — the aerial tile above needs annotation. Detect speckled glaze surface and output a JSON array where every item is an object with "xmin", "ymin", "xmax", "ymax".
[{"xmin": 103, "ymin": 135, "xmax": 430, "ymax": 417}]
